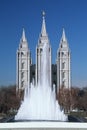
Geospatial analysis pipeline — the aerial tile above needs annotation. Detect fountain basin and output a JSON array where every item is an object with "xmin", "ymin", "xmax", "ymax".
[
  {"xmin": 0, "ymin": 115, "xmax": 84, "ymax": 123},
  {"xmin": 0, "ymin": 116, "xmax": 86, "ymax": 130}
]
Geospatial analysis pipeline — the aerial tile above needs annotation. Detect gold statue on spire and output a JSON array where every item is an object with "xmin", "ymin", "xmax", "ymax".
[{"xmin": 42, "ymin": 11, "xmax": 45, "ymax": 17}]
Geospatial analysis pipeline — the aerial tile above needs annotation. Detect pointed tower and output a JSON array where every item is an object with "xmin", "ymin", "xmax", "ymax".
[
  {"xmin": 36, "ymin": 11, "xmax": 52, "ymax": 86},
  {"xmin": 16, "ymin": 29, "xmax": 31, "ymax": 94},
  {"xmin": 56, "ymin": 28, "xmax": 71, "ymax": 92}
]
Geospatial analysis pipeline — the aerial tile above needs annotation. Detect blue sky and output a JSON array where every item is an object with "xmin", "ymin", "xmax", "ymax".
[{"xmin": 0, "ymin": 0, "xmax": 87, "ymax": 87}]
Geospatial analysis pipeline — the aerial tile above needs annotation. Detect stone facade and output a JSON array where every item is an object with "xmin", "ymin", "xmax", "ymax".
[{"xmin": 16, "ymin": 13, "xmax": 71, "ymax": 94}]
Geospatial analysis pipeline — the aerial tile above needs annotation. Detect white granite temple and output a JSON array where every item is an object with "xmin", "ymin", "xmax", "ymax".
[{"xmin": 16, "ymin": 12, "xmax": 71, "ymax": 94}]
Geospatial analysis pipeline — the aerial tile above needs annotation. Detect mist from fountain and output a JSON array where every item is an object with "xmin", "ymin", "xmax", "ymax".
[{"xmin": 15, "ymin": 43, "xmax": 67, "ymax": 121}]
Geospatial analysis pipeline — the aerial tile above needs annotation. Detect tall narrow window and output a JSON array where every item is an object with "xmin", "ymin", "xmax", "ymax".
[
  {"xmin": 62, "ymin": 72, "xmax": 65, "ymax": 79},
  {"xmin": 21, "ymin": 81, "xmax": 24, "ymax": 88},
  {"xmin": 40, "ymin": 48, "xmax": 43, "ymax": 53},
  {"xmin": 37, "ymin": 48, "xmax": 39, "ymax": 53},
  {"xmin": 21, "ymin": 72, "xmax": 24, "ymax": 79},
  {"xmin": 21, "ymin": 62, "xmax": 24, "ymax": 69},
  {"xmin": 62, "ymin": 81, "xmax": 65, "ymax": 87},
  {"xmin": 62, "ymin": 62, "xmax": 65, "ymax": 69}
]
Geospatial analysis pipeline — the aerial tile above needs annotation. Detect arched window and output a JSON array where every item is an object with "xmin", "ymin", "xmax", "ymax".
[
  {"xmin": 18, "ymin": 52, "xmax": 20, "ymax": 57},
  {"xmin": 20, "ymin": 44, "xmax": 22, "ymax": 48},
  {"xmin": 61, "ymin": 52, "xmax": 64, "ymax": 57},
  {"xmin": 21, "ymin": 52, "xmax": 24, "ymax": 57},
  {"xmin": 40, "ymin": 48, "xmax": 43, "ymax": 53}
]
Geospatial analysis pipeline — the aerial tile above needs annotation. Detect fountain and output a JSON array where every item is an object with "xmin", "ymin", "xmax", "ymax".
[{"xmin": 15, "ymin": 42, "xmax": 67, "ymax": 121}]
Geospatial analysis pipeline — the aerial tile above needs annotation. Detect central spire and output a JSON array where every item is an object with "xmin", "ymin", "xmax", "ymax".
[
  {"xmin": 22, "ymin": 28, "xmax": 26, "ymax": 42},
  {"xmin": 41, "ymin": 11, "xmax": 47, "ymax": 36}
]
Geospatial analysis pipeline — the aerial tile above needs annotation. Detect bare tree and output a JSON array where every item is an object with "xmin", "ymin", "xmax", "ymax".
[
  {"xmin": 0, "ymin": 85, "xmax": 20, "ymax": 114},
  {"xmin": 57, "ymin": 86, "xmax": 71, "ymax": 113}
]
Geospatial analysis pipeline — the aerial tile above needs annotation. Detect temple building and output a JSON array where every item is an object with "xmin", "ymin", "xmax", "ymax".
[{"xmin": 16, "ymin": 12, "xmax": 71, "ymax": 94}]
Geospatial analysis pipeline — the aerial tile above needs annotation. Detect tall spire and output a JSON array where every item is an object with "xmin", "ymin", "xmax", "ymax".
[
  {"xmin": 62, "ymin": 28, "xmax": 66, "ymax": 42},
  {"xmin": 19, "ymin": 28, "xmax": 28, "ymax": 49},
  {"xmin": 59, "ymin": 28, "xmax": 69, "ymax": 49},
  {"xmin": 22, "ymin": 28, "xmax": 26, "ymax": 42},
  {"xmin": 41, "ymin": 11, "xmax": 47, "ymax": 36}
]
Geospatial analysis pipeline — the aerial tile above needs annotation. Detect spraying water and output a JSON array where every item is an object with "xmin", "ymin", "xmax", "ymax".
[{"xmin": 15, "ymin": 43, "xmax": 67, "ymax": 121}]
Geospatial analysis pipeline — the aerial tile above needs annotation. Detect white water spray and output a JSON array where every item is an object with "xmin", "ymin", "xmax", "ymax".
[{"xmin": 15, "ymin": 43, "xmax": 67, "ymax": 121}]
